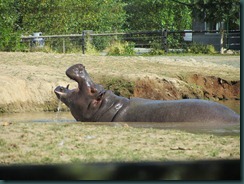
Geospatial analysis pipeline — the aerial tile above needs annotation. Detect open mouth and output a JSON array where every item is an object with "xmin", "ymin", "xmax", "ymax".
[
  {"xmin": 57, "ymin": 63, "xmax": 107, "ymax": 99},
  {"xmin": 65, "ymin": 64, "xmax": 86, "ymax": 83},
  {"xmin": 54, "ymin": 85, "xmax": 70, "ymax": 98}
]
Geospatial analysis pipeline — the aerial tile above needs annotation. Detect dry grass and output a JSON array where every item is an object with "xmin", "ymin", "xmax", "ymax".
[
  {"xmin": 0, "ymin": 52, "xmax": 240, "ymax": 112},
  {"xmin": 0, "ymin": 122, "xmax": 240, "ymax": 164}
]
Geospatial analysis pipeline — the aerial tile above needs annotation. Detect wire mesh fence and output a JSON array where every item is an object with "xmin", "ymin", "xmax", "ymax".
[{"xmin": 20, "ymin": 30, "xmax": 240, "ymax": 54}]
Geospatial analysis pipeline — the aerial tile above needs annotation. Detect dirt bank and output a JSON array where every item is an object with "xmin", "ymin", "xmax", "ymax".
[{"xmin": 0, "ymin": 52, "xmax": 240, "ymax": 113}]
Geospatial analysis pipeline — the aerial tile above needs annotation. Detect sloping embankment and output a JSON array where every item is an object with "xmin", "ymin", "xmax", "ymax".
[{"xmin": 0, "ymin": 52, "xmax": 240, "ymax": 113}]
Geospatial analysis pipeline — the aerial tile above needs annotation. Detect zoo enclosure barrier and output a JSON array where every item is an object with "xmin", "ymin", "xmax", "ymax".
[{"xmin": 20, "ymin": 29, "xmax": 240, "ymax": 54}]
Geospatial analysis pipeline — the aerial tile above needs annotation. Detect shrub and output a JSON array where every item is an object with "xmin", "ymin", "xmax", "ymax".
[
  {"xmin": 0, "ymin": 31, "xmax": 27, "ymax": 51},
  {"xmin": 148, "ymin": 48, "xmax": 165, "ymax": 55},
  {"xmin": 106, "ymin": 41, "xmax": 135, "ymax": 55},
  {"xmin": 148, "ymin": 41, "xmax": 165, "ymax": 55},
  {"xmin": 186, "ymin": 43, "xmax": 216, "ymax": 54},
  {"xmin": 205, "ymin": 44, "xmax": 216, "ymax": 54},
  {"xmin": 85, "ymin": 42, "xmax": 99, "ymax": 55}
]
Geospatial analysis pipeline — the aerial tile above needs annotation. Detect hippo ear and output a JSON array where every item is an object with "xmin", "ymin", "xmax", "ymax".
[{"xmin": 66, "ymin": 84, "xmax": 70, "ymax": 89}]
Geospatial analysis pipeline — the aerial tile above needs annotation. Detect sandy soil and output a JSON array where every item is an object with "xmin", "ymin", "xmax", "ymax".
[{"xmin": 0, "ymin": 52, "xmax": 240, "ymax": 113}]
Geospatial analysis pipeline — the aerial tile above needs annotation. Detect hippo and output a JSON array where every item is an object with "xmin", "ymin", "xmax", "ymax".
[{"xmin": 54, "ymin": 64, "xmax": 240, "ymax": 124}]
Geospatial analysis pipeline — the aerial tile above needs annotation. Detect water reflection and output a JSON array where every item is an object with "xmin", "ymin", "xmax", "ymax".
[
  {"xmin": 0, "ymin": 112, "xmax": 75, "ymax": 123},
  {"xmin": 0, "ymin": 111, "xmax": 240, "ymax": 136},
  {"xmin": 80, "ymin": 121, "xmax": 240, "ymax": 136}
]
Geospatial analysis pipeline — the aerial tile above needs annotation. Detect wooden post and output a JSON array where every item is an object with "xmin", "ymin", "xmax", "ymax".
[
  {"xmin": 220, "ymin": 22, "xmax": 224, "ymax": 54},
  {"xmin": 162, "ymin": 29, "xmax": 168, "ymax": 53},
  {"xmin": 220, "ymin": 29, "xmax": 224, "ymax": 54},
  {"xmin": 62, "ymin": 38, "xmax": 65, "ymax": 53},
  {"xmin": 82, "ymin": 31, "xmax": 85, "ymax": 54},
  {"xmin": 29, "ymin": 40, "xmax": 31, "ymax": 51}
]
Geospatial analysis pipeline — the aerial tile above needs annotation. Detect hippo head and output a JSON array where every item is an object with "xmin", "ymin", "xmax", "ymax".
[{"xmin": 54, "ymin": 64, "xmax": 106, "ymax": 121}]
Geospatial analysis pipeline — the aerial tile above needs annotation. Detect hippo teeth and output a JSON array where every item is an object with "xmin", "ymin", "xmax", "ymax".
[{"xmin": 54, "ymin": 90, "xmax": 66, "ymax": 96}]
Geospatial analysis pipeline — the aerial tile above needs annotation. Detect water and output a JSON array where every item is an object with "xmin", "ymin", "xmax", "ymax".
[
  {"xmin": 0, "ymin": 100, "xmax": 240, "ymax": 136},
  {"xmin": 0, "ymin": 111, "xmax": 75, "ymax": 123},
  {"xmin": 55, "ymin": 100, "xmax": 63, "ymax": 121}
]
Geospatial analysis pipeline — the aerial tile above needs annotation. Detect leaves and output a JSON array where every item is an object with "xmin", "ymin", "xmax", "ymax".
[
  {"xmin": 124, "ymin": 0, "xmax": 192, "ymax": 31},
  {"xmin": 0, "ymin": 0, "xmax": 240, "ymax": 51},
  {"xmin": 1, "ymin": 0, "xmax": 126, "ymax": 35},
  {"xmin": 194, "ymin": 0, "xmax": 240, "ymax": 22}
]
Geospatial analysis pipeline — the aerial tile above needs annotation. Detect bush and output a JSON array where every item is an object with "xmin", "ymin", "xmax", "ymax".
[
  {"xmin": 186, "ymin": 43, "xmax": 216, "ymax": 54},
  {"xmin": 0, "ymin": 31, "xmax": 27, "ymax": 51},
  {"xmin": 85, "ymin": 42, "xmax": 100, "ymax": 55},
  {"xmin": 147, "ymin": 41, "xmax": 165, "ymax": 55},
  {"xmin": 106, "ymin": 41, "xmax": 135, "ymax": 55},
  {"xmin": 205, "ymin": 44, "xmax": 216, "ymax": 54},
  {"xmin": 148, "ymin": 48, "xmax": 165, "ymax": 55}
]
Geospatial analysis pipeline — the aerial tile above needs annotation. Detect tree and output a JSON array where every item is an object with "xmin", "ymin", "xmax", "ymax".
[
  {"xmin": 16, "ymin": 0, "xmax": 126, "ymax": 35},
  {"xmin": 193, "ymin": 0, "xmax": 240, "ymax": 28},
  {"xmin": 0, "ymin": 0, "xmax": 23, "ymax": 51},
  {"xmin": 193, "ymin": 0, "xmax": 240, "ymax": 54},
  {"xmin": 0, "ymin": 0, "xmax": 127, "ymax": 51},
  {"xmin": 123, "ymin": 0, "xmax": 192, "ymax": 31}
]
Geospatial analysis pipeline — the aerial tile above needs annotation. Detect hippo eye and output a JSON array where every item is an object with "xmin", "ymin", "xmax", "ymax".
[
  {"xmin": 60, "ymin": 87, "xmax": 64, "ymax": 91},
  {"xmin": 91, "ymin": 87, "xmax": 97, "ymax": 93}
]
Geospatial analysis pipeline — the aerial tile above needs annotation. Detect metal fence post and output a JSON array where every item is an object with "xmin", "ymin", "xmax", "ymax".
[{"xmin": 162, "ymin": 29, "xmax": 168, "ymax": 53}]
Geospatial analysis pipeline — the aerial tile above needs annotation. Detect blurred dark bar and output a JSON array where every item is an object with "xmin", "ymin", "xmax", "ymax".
[{"xmin": 0, "ymin": 159, "xmax": 240, "ymax": 180}]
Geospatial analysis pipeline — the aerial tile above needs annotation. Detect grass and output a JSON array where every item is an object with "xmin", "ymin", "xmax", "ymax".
[{"xmin": 0, "ymin": 122, "xmax": 240, "ymax": 164}]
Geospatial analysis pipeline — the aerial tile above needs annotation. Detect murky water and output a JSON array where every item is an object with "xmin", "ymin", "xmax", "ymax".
[
  {"xmin": 0, "ymin": 100, "xmax": 240, "ymax": 136},
  {"xmin": 217, "ymin": 100, "xmax": 240, "ymax": 114}
]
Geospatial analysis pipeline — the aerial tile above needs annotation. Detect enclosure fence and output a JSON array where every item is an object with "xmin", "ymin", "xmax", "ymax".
[{"xmin": 20, "ymin": 29, "xmax": 240, "ymax": 54}]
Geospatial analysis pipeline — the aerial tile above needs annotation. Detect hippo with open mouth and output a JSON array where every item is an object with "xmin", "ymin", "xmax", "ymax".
[{"xmin": 54, "ymin": 64, "xmax": 240, "ymax": 123}]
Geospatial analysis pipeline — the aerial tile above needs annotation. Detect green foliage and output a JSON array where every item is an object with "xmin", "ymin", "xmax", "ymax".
[
  {"xmin": 85, "ymin": 42, "xmax": 100, "ymax": 55},
  {"xmin": 106, "ymin": 41, "xmax": 135, "ymax": 56},
  {"xmin": 186, "ymin": 43, "xmax": 216, "ymax": 54},
  {"xmin": 0, "ymin": 0, "xmax": 25, "ymax": 51},
  {"xmin": 148, "ymin": 49, "xmax": 165, "ymax": 55},
  {"xmin": 0, "ymin": 0, "xmax": 240, "ymax": 52},
  {"xmin": 14, "ymin": 0, "xmax": 127, "ymax": 34},
  {"xmin": 124, "ymin": 0, "xmax": 192, "ymax": 31},
  {"xmin": 194, "ymin": 0, "xmax": 240, "ymax": 23},
  {"xmin": 147, "ymin": 42, "xmax": 165, "ymax": 55},
  {"xmin": 92, "ymin": 36, "xmax": 114, "ymax": 51},
  {"xmin": 0, "ymin": 0, "xmax": 126, "ymax": 51}
]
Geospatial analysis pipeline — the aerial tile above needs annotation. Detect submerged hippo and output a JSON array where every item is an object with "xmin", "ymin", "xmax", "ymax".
[{"xmin": 54, "ymin": 64, "xmax": 239, "ymax": 123}]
